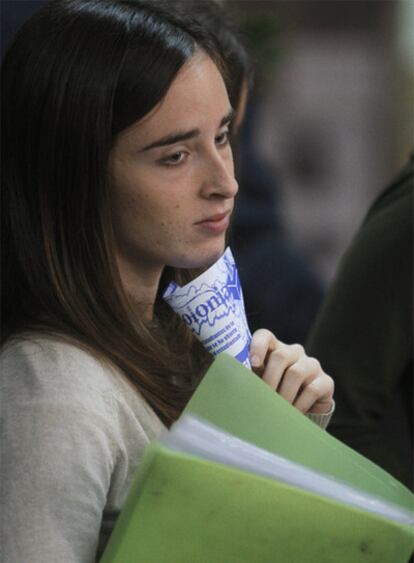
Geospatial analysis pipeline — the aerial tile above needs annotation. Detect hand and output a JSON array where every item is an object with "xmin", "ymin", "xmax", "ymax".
[{"xmin": 249, "ymin": 329, "xmax": 334, "ymax": 414}]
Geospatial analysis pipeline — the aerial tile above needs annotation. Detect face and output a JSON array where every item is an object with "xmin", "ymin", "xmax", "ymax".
[{"xmin": 109, "ymin": 52, "xmax": 238, "ymax": 285}]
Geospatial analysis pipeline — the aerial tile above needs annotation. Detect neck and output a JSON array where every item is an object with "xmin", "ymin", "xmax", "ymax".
[{"xmin": 116, "ymin": 256, "xmax": 163, "ymax": 321}]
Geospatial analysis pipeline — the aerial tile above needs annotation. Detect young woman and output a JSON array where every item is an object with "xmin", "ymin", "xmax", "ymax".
[{"xmin": 1, "ymin": 1, "xmax": 334, "ymax": 560}]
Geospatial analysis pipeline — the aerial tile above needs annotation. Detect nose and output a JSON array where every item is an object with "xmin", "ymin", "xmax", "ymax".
[{"xmin": 200, "ymin": 149, "xmax": 239, "ymax": 200}]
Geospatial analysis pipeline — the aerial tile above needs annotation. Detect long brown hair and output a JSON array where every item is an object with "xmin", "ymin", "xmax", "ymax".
[{"xmin": 1, "ymin": 0, "xmax": 225, "ymax": 425}]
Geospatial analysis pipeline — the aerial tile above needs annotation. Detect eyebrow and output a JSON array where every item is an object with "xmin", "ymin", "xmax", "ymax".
[{"xmin": 139, "ymin": 108, "xmax": 235, "ymax": 152}]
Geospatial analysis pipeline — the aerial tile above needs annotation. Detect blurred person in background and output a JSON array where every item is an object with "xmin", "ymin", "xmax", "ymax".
[
  {"xmin": 225, "ymin": 2, "xmax": 325, "ymax": 346},
  {"xmin": 307, "ymin": 152, "xmax": 413, "ymax": 490},
  {"xmin": 231, "ymin": 99, "xmax": 325, "ymax": 344}
]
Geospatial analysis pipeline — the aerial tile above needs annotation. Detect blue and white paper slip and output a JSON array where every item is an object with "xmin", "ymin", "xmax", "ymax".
[{"xmin": 163, "ymin": 247, "xmax": 252, "ymax": 367}]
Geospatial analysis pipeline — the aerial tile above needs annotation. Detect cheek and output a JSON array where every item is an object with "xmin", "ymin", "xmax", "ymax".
[
  {"xmin": 111, "ymin": 163, "xmax": 190, "ymax": 239},
  {"xmin": 114, "ymin": 170, "xmax": 152, "ymax": 219},
  {"xmin": 112, "ymin": 182, "xmax": 149, "ymax": 241},
  {"xmin": 117, "ymin": 188, "xmax": 185, "ymax": 242}
]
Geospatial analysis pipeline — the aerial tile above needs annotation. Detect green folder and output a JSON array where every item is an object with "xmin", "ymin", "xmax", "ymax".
[
  {"xmin": 184, "ymin": 354, "xmax": 413, "ymax": 511},
  {"xmin": 101, "ymin": 354, "xmax": 414, "ymax": 563}
]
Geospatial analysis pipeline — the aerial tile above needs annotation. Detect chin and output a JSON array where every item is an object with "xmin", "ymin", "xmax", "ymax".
[
  {"xmin": 197, "ymin": 242, "xmax": 227, "ymax": 268},
  {"xmin": 171, "ymin": 241, "xmax": 226, "ymax": 271}
]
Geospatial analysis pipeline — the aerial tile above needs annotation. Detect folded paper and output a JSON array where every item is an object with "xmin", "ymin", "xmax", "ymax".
[
  {"xmin": 162, "ymin": 247, "xmax": 252, "ymax": 367},
  {"xmin": 164, "ymin": 415, "xmax": 414, "ymax": 527}
]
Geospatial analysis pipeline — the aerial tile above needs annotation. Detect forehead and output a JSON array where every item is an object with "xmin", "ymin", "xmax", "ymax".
[{"xmin": 119, "ymin": 52, "xmax": 231, "ymax": 145}]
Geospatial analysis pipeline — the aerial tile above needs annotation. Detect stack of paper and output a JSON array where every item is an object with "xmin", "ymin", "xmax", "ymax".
[
  {"xmin": 164, "ymin": 415, "xmax": 414, "ymax": 527},
  {"xmin": 101, "ymin": 354, "xmax": 414, "ymax": 563}
]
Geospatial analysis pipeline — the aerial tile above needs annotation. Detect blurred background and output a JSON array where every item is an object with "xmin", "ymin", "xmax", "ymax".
[
  {"xmin": 2, "ymin": 0, "xmax": 413, "ymax": 341},
  {"xmin": 228, "ymin": 0, "xmax": 413, "ymax": 284}
]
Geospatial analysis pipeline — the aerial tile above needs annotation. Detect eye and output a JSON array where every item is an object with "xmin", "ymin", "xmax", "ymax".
[
  {"xmin": 215, "ymin": 129, "xmax": 230, "ymax": 147},
  {"xmin": 160, "ymin": 151, "xmax": 187, "ymax": 166}
]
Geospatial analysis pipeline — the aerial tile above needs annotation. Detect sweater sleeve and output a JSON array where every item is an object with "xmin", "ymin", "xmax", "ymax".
[
  {"xmin": 0, "ymin": 339, "xmax": 133, "ymax": 563},
  {"xmin": 305, "ymin": 400, "xmax": 335, "ymax": 430}
]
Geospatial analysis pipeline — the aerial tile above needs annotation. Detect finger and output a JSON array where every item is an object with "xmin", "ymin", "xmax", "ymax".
[
  {"xmin": 293, "ymin": 372, "xmax": 334, "ymax": 414},
  {"xmin": 277, "ymin": 356, "xmax": 318, "ymax": 404},
  {"xmin": 249, "ymin": 329, "xmax": 278, "ymax": 370},
  {"xmin": 261, "ymin": 343, "xmax": 303, "ymax": 391}
]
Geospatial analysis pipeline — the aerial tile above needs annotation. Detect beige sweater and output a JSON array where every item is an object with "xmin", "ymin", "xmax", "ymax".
[
  {"xmin": 0, "ymin": 337, "xmax": 332, "ymax": 562},
  {"xmin": 1, "ymin": 338, "xmax": 165, "ymax": 562}
]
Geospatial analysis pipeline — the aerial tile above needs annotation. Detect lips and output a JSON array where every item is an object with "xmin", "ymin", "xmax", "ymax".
[
  {"xmin": 195, "ymin": 210, "xmax": 232, "ymax": 224},
  {"xmin": 195, "ymin": 210, "xmax": 232, "ymax": 234},
  {"xmin": 203, "ymin": 213, "xmax": 228, "ymax": 223}
]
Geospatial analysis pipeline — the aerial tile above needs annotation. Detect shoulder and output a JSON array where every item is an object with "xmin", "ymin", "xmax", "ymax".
[
  {"xmin": 1, "ymin": 336, "xmax": 117, "ymax": 407},
  {"xmin": 363, "ymin": 158, "xmax": 413, "ymax": 233},
  {"xmin": 340, "ymin": 163, "xmax": 412, "ymax": 275},
  {"xmin": 0, "ymin": 335, "xmax": 164, "ymax": 439},
  {"xmin": 1, "ymin": 334, "xmax": 107, "ymax": 374}
]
